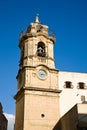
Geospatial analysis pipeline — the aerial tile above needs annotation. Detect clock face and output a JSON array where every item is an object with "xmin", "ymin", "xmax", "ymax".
[{"xmin": 38, "ymin": 70, "xmax": 47, "ymax": 79}]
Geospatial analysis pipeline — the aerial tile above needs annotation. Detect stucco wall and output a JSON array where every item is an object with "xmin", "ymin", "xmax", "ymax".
[{"xmin": 58, "ymin": 71, "xmax": 87, "ymax": 117}]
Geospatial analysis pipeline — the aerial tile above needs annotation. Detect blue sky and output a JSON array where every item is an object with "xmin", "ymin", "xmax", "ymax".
[{"xmin": 0, "ymin": 0, "xmax": 87, "ymax": 117}]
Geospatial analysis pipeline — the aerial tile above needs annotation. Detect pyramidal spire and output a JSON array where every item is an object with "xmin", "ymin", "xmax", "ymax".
[{"xmin": 35, "ymin": 14, "xmax": 39, "ymax": 23}]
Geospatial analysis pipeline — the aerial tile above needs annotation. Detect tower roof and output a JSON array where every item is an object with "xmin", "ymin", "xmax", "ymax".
[
  {"xmin": 19, "ymin": 15, "xmax": 56, "ymax": 44},
  {"xmin": 26, "ymin": 15, "xmax": 48, "ymax": 35}
]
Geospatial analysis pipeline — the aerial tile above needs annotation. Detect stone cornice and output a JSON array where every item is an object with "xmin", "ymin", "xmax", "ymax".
[
  {"xmin": 16, "ymin": 65, "xmax": 59, "ymax": 79},
  {"xmin": 14, "ymin": 87, "xmax": 61, "ymax": 100},
  {"xmin": 19, "ymin": 32, "xmax": 56, "ymax": 47}
]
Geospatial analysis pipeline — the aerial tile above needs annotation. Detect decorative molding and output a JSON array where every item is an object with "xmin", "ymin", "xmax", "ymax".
[{"xmin": 14, "ymin": 86, "xmax": 61, "ymax": 100}]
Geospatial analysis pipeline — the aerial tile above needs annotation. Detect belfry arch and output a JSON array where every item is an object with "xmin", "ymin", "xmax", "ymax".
[{"xmin": 37, "ymin": 42, "xmax": 46, "ymax": 57}]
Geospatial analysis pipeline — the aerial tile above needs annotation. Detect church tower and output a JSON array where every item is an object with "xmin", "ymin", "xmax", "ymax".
[{"xmin": 14, "ymin": 16, "xmax": 61, "ymax": 130}]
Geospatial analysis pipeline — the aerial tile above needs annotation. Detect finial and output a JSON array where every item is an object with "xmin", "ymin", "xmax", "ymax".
[{"xmin": 35, "ymin": 14, "xmax": 39, "ymax": 23}]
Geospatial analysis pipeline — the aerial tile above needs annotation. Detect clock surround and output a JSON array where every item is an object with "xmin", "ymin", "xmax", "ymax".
[{"xmin": 37, "ymin": 69, "xmax": 47, "ymax": 79}]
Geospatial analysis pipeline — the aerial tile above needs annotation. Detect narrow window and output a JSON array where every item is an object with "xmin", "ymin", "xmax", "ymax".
[
  {"xmin": 20, "ymin": 49, "xmax": 24, "ymax": 65},
  {"xmin": 78, "ymin": 82, "xmax": 85, "ymax": 89},
  {"xmin": 81, "ymin": 95, "xmax": 85, "ymax": 103},
  {"xmin": 37, "ymin": 42, "xmax": 46, "ymax": 57},
  {"xmin": 65, "ymin": 81, "xmax": 72, "ymax": 88}
]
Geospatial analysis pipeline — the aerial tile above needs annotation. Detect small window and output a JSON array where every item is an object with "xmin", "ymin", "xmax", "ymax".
[
  {"xmin": 81, "ymin": 95, "xmax": 85, "ymax": 103},
  {"xmin": 41, "ymin": 114, "xmax": 45, "ymax": 118},
  {"xmin": 65, "ymin": 81, "xmax": 72, "ymax": 88},
  {"xmin": 78, "ymin": 82, "xmax": 85, "ymax": 89}
]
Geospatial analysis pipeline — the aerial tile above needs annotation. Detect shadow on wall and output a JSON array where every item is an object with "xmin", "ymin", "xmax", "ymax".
[{"xmin": 53, "ymin": 105, "xmax": 78, "ymax": 130}]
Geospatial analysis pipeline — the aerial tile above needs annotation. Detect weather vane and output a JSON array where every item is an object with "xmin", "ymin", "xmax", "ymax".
[{"xmin": 36, "ymin": 13, "xmax": 39, "ymax": 17}]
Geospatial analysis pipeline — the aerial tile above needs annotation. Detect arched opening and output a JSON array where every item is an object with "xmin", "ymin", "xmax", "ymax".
[
  {"xmin": 20, "ymin": 47, "xmax": 24, "ymax": 66},
  {"xmin": 37, "ymin": 42, "xmax": 46, "ymax": 57}
]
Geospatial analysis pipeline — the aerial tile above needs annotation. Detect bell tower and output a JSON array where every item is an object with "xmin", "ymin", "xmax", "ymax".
[{"xmin": 14, "ymin": 16, "xmax": 61, "ymax": 130}]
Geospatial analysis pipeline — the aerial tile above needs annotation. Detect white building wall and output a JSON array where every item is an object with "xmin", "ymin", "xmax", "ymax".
[{"xmin": 58, "ymin": 71, "xmax": 87, "ymax": 117}]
